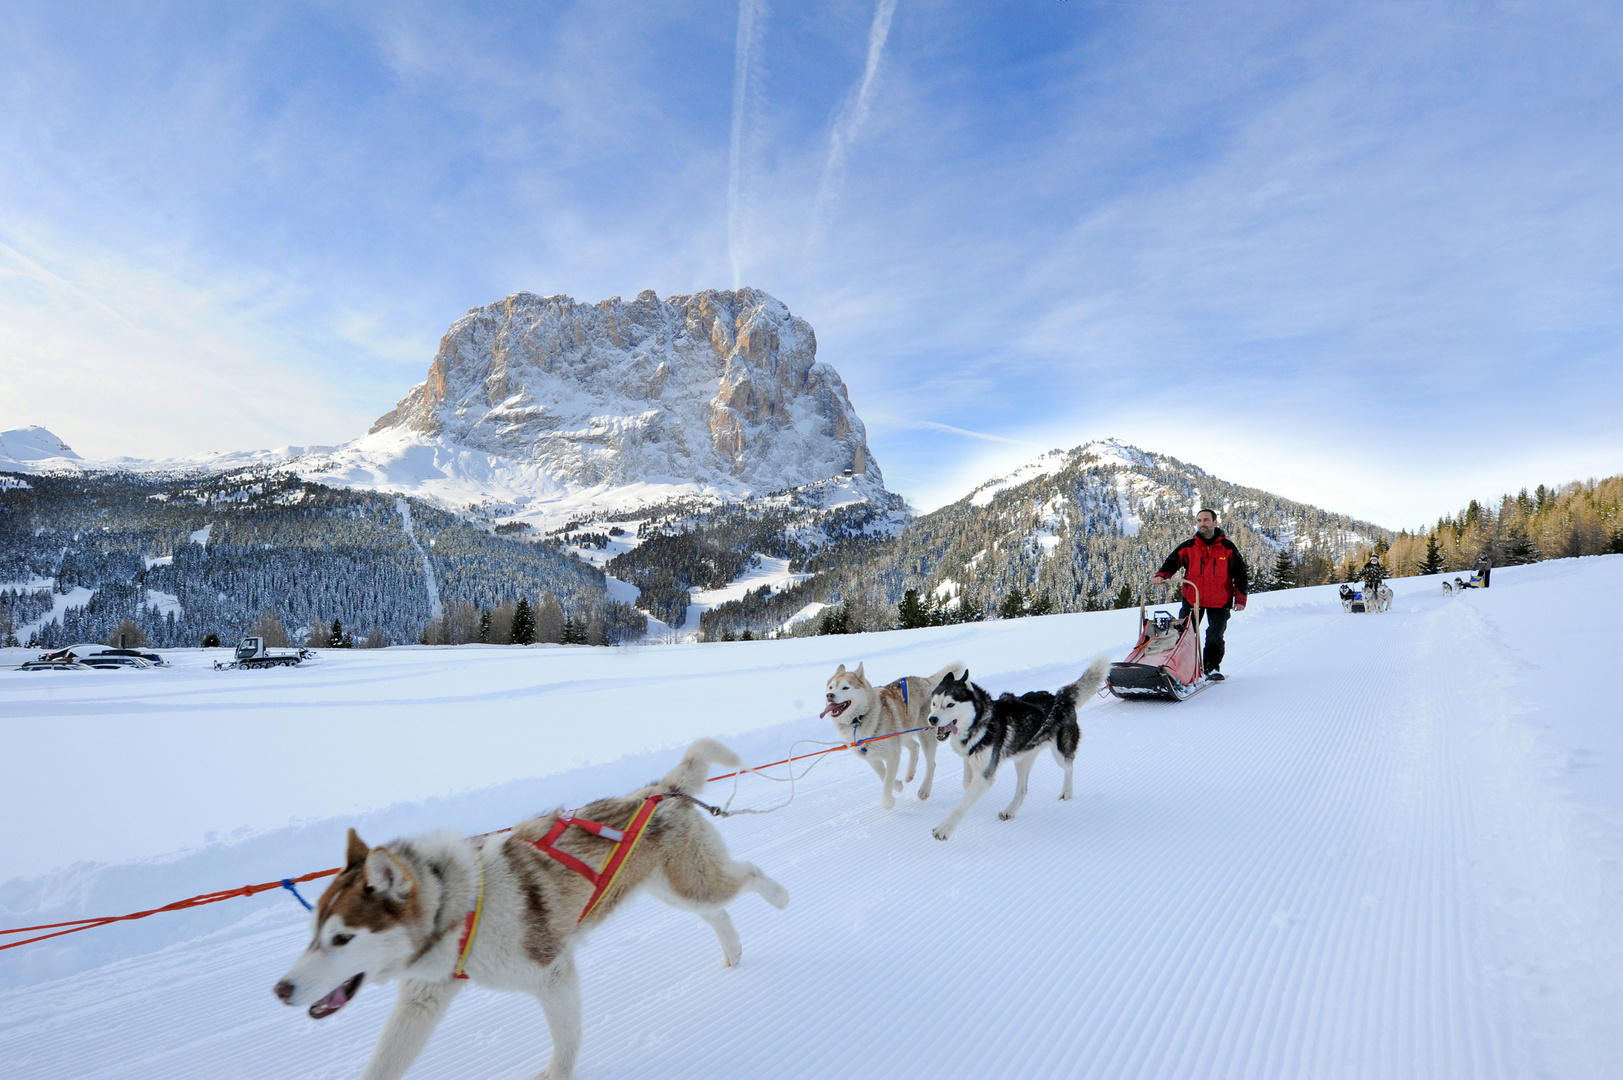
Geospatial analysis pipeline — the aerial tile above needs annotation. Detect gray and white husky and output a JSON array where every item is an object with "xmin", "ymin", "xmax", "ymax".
[
  {"xmin": 273, "ymin": 739, "xmax": 788, "ymax": 1080},
  {"xmin": 926, "ymin": 655, "xmax": 1112, "ymax": 841}
]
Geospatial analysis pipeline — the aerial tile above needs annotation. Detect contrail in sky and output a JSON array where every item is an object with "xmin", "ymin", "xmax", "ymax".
[
  {"xmin": 728, "ymin": 0, "xmax": 768, "ymax": 289},
  {"xmin": 806, "ymin": 0, "xmax": 899, "ymax": 252}
]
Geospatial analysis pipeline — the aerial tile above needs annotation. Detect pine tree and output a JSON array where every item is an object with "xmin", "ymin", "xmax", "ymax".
[
  {"xmin": 329, "ymin": 618, "xmax": 345, "ymax": 648},
  {"xmin": 999, "ymin": 588, "xmax": 1026, "ymax": 620},
  {"xmin": 1026, "ymin": 592, "xmax": 1053, "ymax": 616},
  {"xmin": 1273, "ymin": 550, "xmax": 1297, "ymax": 590},
  {"xmin": 1112, "ymin": 582, "xmax": 1134, "ymax": 609},
  {"xmin": 478, "ymin": 609, "xmax": 491, "ymax": 644},
  {"xmin": 818, "ymin": 604, "xmax": 851, "ymax": 635},
  {"xmin": 958, "ymin": 593, "xmax": 985, "ymax": 623},
  {"xmin": 201, "ymin": 632, "xmax": 221, "ymax": 648},
  {"xmin": 740, "ymin": 629, "xmax": 753, "ymax": 641},
  {"xmin": 896, "ymin": 588, "xmax": 929, "ymax": 629},
  {"xmin": 510, "ymin": 597, "xmax": 536, "ymax": 644},
  {"xmin": 1420, "ymin": 533, "xmax": 1445, "ymax": 576}
]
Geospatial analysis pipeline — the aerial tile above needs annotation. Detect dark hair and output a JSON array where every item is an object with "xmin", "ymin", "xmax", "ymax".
[{"xmin": 1197, "ymin": 508, "xmax": 1218, "ymax": 521}]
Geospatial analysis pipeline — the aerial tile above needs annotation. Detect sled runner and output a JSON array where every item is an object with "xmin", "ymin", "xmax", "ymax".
[{"xmin": 1106, "ymin": 581, "xmax": 1208, "ymax": 702}]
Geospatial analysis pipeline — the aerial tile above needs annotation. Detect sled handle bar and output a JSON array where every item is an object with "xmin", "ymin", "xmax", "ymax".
[{"xmin": 1157, "ymin": 572, "xmax": 1201, "ymax": 611}]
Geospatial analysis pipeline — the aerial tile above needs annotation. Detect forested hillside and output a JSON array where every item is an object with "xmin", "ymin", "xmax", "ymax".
[
  {"xmin": 1382, "ymin": 477, "xmax": 1623, "ymax": 574},
  {"xmin": 603, "ymin": 479, "xmax": 905, "ymax": 625},
  {"xmin": 0, "ymin": 470, "xmax": 640, "ymax": 648},
  {"xmin": 700, "ymin": 441, "xmax": 1389, "ymax": 638}
]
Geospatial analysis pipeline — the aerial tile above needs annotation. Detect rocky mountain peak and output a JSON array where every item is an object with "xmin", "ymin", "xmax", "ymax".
[{"xmin": 367, "ymin": 287, "xmax": 879, "ymax": 494}]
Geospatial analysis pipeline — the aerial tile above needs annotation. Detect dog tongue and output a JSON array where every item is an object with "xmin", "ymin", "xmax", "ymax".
[
  {"xmin": 819, "ymin": 703, "xmax": 831, "ymax": 718},
  {"xmin": 310, "ymin": 978, "xmax": 356, "ymax": 1019}
]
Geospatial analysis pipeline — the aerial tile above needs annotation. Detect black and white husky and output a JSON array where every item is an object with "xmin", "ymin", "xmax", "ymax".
[{"xmin": 925, "ymin": 655, "xmax": 1112, "ymax": 841}]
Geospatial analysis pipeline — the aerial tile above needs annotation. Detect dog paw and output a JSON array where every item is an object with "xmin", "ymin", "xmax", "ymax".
[
  {"xmin": 722, "ymin": 947, "xmax": 742, "ymax": 968},
  {"xmin": 893, "ymin": 780, "xmax": 905, "ymax": 792},
  {"xmin": 760, "ymin": 880, "xmax": 790, "ymax": 910},
  {"xmin": 917, "ymin": 787, "xmax": 931, "ymax": 801},
  {"xmin": 998, "ymin": 811, "xmax": 1012, "ymax": 821},
  {"xmin": 1058, "ymin": 792, "xmax": 1072, "ymax": 801},
  {"xmin": 932, "ymin": 826, "xmax": 952, "ymax": 841}
]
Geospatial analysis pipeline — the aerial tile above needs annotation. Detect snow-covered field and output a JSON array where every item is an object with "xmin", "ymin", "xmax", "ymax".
[{"xmin": 3, "ymin": 557, "xmax": 1622, "ymax": 1078}]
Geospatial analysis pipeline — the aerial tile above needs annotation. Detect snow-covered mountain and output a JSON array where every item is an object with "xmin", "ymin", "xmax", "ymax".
[
  {"xmin": 0, "ymin": 426, "xmax": 82, "ymax": 470},
  {"xmin": 697, "ymin": 437, "xmax": 1393, "ymax": 638},
  {"xmin": 301, "ymin": 288, "xmax": 887, "ymax": 529},
  {"xmin": 2, "ymin": 288, "xmax": 889, "ymax": 533}
]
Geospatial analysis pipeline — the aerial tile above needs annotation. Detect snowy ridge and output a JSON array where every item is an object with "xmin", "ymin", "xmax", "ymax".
[{"xmin": 3, "ymin": 557, "xmax": 1622, "ymax": 1076}]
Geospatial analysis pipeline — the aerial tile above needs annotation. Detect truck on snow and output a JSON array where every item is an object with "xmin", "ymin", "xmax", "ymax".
[{"xmin": 214, "ymin": 637, "xmax": 315, "ymax": 670}]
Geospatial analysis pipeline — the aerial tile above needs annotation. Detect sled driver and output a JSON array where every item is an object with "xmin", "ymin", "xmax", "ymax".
[
  {"xmin": 1152, "ymin": 508, "xmax": 1249, "ymax": 682},
  {"xmin": 1361, "ymin": 552, "xmax": 1388, "ymax": 595}
]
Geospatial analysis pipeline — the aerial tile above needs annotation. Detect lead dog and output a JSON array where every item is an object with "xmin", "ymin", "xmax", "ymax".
[
  {"xmin": 273, "ymin": 739, "xmax": 788, "ymax": 1080},
  {"xmin": 926, "ymin": 656, "xmax": 1112, "ymax": 840},
  {"xmin": 822, "ymin": 661, "xmax": 967, "ymax": 808}
]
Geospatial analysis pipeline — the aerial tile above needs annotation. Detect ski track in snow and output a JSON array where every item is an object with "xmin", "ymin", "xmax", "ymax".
[
  {"xmin": 395, "ymin": 497, "xmax": 443, "ymax": 620},
  {"xmin": 3, "ymin": 561, "xmax": 1622, "ymax": 1077}
]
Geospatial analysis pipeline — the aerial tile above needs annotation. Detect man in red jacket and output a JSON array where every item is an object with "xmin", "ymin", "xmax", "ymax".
[{"xmin": 1152, "ymin": 508, "xmax": 1249, "ymax": 682}]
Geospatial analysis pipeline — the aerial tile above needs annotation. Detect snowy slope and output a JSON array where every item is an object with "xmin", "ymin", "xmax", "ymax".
[{"xmin": 2, "ymin": 557, "xmax": 1622, "ymax": 1077}]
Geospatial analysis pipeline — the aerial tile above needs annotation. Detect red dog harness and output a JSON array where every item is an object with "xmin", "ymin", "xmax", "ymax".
[{"xmin": 530, "ymin": 796, "xmax": 664, "ymax": 923}]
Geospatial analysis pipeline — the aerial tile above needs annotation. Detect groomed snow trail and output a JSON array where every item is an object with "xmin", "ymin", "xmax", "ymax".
[{"xmin": 3, "ymin": 564, "xmax": 1621, "ymax": 1078}]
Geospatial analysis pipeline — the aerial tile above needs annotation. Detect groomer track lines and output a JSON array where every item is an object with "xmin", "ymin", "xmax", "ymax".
[{"xmin": 2, "ymin": 557, "xmax": 1622, "ymax": 1078}]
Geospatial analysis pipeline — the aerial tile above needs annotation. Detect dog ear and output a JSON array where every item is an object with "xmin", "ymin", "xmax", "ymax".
[
  {"xmin": 855, "ymin": 662, "xmax": 865, "ymax": 679},
  {"xmin": 834, "ymin": 663, "xmax": 846, "ymax": 675},
  {"xmin": 959, "ymin": 669, "xmax": 969, "ymax": 685},
  {"xmin": 364, "ymin": 848, "xmax": 414, "ymax": 899},
  {"xmin": 345, "ymin": 828, "xmax": 368, "ymax": 869}
]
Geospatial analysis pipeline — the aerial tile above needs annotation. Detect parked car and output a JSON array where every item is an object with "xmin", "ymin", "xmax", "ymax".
[
  {"xmin": 18, "ymin": 660, "xmax": 93, "ymax": 672},
  {"xmin": 81, "ymin": 655, "xmax": 155, "ymax": 670},
  {"xmin": 37, "ymin": 644, "xmax": 168, "ymax": 667}
]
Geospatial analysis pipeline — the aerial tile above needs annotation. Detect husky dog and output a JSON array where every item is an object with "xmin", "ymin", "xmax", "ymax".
[
  {"xmin": 822, "ymin": 661, "xmax": 967, "ymax": 808},
  {"xmin": 273, "ymin": 739, "xmax": 788, "ymax": 1080},
  {"xmin": 926, "ymin": 656, "xmax": 1112, "ymax": 841}
]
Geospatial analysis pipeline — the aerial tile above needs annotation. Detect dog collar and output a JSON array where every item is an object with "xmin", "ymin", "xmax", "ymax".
[{"xmin": 451, "ymin": 858, "xmax": 485, "ymax": 980}]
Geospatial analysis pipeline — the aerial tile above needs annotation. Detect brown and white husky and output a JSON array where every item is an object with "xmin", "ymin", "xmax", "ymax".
[
  {"xmin": 273, "ymin": 738, "xmax": 788, "ymax": 1080},
  {"xmin": 822, "ymin": 660, "xmax": 967, "ymax": 808}
]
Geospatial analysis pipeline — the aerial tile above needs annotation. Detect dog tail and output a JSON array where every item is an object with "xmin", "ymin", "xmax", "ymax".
[
  {"xmin": 1062, "ymin": 654, "xmax": 1113, "ymax": 705},
  {"xmin": 661, "ymin": 738, "xmax": 748, "ymax": 796}
]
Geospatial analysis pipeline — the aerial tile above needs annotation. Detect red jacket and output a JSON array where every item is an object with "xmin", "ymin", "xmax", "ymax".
[{"xmin": 1154, "ymin": 529, "xmax": 1250, "ymax": 609}]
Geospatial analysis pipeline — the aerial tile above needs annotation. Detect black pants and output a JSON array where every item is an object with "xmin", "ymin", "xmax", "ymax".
[
  {"xmin": 1481, "ymin": 567, "xmax": 1491, "ymax": 588},
  {"xmin": 1181, "ymin": 604, "xmax": 1230, "ymax": 672}
]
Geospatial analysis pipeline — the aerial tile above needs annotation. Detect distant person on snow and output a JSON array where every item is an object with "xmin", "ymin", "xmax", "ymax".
[
  {"xmin": 1473, "ymin": 551, "xmax": 1492, "ymax": 588},
  {"xmin": 1361, "ymin": 554, "xmax": 1388, "ymax": 595},
  {"xmin": 1152, "ymin": 508, "xmax": 1249, "ymax": 682}
]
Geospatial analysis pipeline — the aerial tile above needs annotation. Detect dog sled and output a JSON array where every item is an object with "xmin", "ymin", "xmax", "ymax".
[
  {"xmin": 1106, "ymin": 580, "xmax": 1208, "ymax": 702},
  {"xmin": 1340, "ymin": 583, "xmax": 1393, "ymax": 613},
  {"xmin": 1442, "ymin": 571, "xmax": 1484, "ymax": 595}
]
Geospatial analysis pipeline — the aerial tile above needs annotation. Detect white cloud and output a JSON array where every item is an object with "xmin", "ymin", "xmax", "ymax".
[{"xmin": 0, "ymin": 227, "xmax": 362, "ymax": 459}]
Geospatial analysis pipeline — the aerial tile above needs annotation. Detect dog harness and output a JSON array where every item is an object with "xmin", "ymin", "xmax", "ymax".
[
  {"xmin": 451, "ymin": 859, "xmax": 486, "ymax": 980},
  {"xmin": 529, "ymin": 796, "xmax": 664, "ymax": 924}
]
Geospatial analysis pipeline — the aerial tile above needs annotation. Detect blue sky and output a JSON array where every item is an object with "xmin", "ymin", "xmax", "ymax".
[{"xmin": 2, "ymin": 1, "xmax": 1620, "ymax": 529}]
